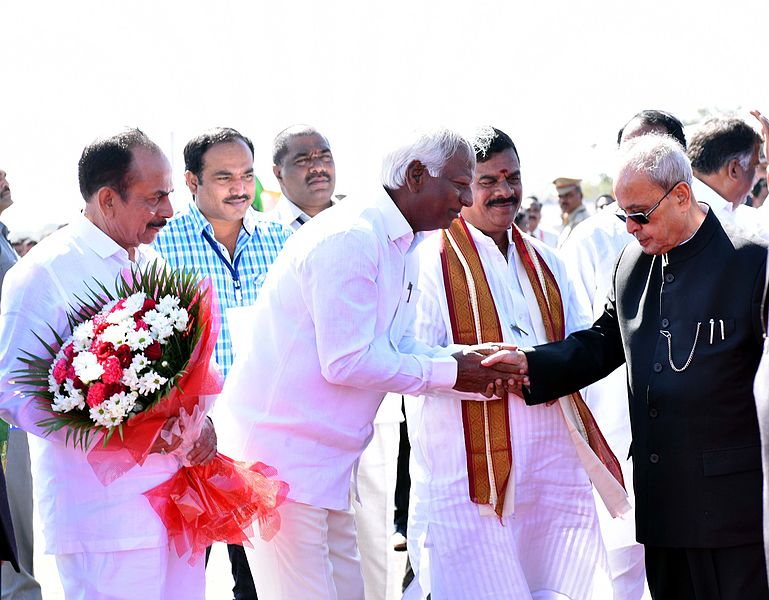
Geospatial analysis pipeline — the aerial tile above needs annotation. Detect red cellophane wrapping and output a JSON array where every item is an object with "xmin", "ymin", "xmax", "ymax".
[
  {"xmin": 144, "ymin": 457, "xmax": 289, "ymax": 563},
  {"xmin": 85, "ymin": 279, "xmax": 289, "ymax": 563}
]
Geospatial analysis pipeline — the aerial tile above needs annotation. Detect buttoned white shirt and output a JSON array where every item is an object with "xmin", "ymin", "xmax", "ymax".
[
  {"xmin": 0, "ymin": 215, "xmax": 183, "ymax": 554},
  {"xmin": 216, "ymin": 192, "xmax": 459, "ymax": 510}
]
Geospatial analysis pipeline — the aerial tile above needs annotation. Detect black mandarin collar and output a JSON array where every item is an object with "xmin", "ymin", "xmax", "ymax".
[{"xmin": 664, "ymin": 205, "xmax": 719, "ymax": 266}]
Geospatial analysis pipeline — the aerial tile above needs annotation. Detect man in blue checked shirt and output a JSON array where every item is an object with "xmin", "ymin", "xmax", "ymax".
[{"xmin": 152, "ymin": 127, "xmax": 291, "ymax": 600}]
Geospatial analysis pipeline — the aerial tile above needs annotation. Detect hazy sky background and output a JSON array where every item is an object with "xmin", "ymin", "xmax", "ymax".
[{"xmin": 2, "ymin": 0, "xmax": 766, "ymax": 233}]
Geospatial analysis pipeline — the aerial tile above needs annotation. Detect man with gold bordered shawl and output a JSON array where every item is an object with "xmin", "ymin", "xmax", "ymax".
[{"xmin": 405, "ymin": 128, "xmax": 628, "ymax": 600}]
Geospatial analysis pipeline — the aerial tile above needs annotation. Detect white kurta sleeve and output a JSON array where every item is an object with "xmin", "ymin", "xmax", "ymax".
[
  {"xmin": 0, "ymin": 260, "xmax": 72, "ymax": 441},
  {"xmin": 299, "ymin": 229, "xmax": 457, "ymax": 395}
]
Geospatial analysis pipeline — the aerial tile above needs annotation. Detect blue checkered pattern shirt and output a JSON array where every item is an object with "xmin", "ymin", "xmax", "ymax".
[{"xmin": 152, "ymin": 202, "xmax": 291, "ymax": 376}]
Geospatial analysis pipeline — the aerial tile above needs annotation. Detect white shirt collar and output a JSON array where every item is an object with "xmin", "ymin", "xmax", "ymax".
[
  {"xmin": 270, "ymin": 195, "xmax": 337, "ymax": 230},
  {"xmin": 74, "ymin": 214, "xmax": 135, "ymax": 262},
  {"xmin": 374, "ymin": 192, "xmax": 414, "ymax": 251},
  {"xmin": 691, "ymin": 177, "xmax": 733, "ymax": 214}
]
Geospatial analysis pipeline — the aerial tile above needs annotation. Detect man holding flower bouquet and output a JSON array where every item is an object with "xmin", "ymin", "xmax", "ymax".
[{"xmin": 0, "ymin": 129, "xmax": 218, "ymax": 599}]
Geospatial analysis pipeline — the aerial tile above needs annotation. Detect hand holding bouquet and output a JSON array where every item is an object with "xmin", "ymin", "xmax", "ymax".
[{"xmin": 16, "ymin": 261, "xmax": 287, "ymax": 562}]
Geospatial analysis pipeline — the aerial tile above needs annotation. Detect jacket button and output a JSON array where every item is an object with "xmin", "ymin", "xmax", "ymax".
[
  {"xmin": 649, "ymin": 408, "xmax": 658, "ymax": 418},
  {"xmin": 653, "ymin": 362, "xmax": 663, "ymax": 373},
  {"xmin": 661, "ymin": 318, "xmax": 669, "ymax": 328},
  {"xmin": 650, "ymin": 453, "xmax": 660, "ymax": 464},
  {"xmin": 664, "ymin": 273, "xmax": 675, "ymax": 283}
]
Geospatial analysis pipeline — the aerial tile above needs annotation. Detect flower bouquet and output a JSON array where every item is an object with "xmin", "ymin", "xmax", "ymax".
[{"xmin": 15, "ymin": 260, "xmax": 288, "ymax": 562}]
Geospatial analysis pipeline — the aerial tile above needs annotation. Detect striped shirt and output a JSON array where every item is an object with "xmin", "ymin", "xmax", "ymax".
[{"xmin": 152, "ymin": 202, "xmax": 291, "ymax": 375}]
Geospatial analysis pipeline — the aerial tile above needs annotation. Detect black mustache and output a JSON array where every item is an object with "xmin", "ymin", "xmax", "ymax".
[
  {"xmin": 487, "ymin": 195, "xmax": 518, "ymax": 207},
  {"xmin": 306, "ymin": 173, "xmax": 330, "ymax": 184},
  {"xmin": 149, "ymin": 219, "xmax": 168, "ymax": 228},
  {"xmin": 225, "ymin": 194, "xmax": 251, "ymax": 202}
]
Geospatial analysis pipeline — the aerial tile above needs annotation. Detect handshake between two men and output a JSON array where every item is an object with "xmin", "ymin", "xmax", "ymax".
[{"xmin": 451, "ymin": 344, "xmax": 529, "ymax": 398}]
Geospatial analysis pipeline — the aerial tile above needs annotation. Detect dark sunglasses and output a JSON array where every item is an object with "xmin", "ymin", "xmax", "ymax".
[{"xmin": 615, "ymin": 181, "xmax": 681, "ymax": 225}]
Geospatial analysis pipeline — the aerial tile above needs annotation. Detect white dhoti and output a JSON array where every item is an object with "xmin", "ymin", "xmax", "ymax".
[{"xmin": 408, "ymin": 397, "xmax": 606, "ymax": 600}]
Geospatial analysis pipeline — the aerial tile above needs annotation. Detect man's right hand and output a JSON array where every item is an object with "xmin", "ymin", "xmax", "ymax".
[
  {"xmin": 481, "ymin": 348, "xmax": 530, "ymax": 386},
  {"xmin": 452, "ymin": 345, "xmax": 526, "ymax": 398}
]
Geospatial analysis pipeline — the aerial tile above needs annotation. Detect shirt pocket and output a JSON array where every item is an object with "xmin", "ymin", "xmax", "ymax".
[{"xmin": 389, "ymin": 287, "xmax": 421, "ymax": 347}]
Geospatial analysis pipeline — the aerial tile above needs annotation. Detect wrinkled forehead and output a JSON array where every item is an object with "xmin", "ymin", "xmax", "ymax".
[{"xmin": 614, "ymin": 169, "xmax": 659, "ymax": 208}]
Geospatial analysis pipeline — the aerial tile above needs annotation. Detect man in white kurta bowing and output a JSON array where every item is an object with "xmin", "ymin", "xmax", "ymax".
[
  {"xmin": 215, "ymin": 128, "xmax": 519, "ymax": 600},
  {"xmin": 0, "ymin": 129, "xmax": 217, "ymax": 599},
  {"xmin": 406, "ymin": 127, "xmax": 629, "ymax": 600}
]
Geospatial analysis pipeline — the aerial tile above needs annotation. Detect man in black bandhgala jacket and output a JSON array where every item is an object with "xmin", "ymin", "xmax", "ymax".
[{"xmin": 484, "ymin": 134, "xmax": 769, "ymax": 600}]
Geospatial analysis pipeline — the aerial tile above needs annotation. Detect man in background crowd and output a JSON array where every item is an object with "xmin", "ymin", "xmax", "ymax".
[
  {"xmin": 269, "ymin": 125, "xmax": 337, "ymax": 229},
  {"xmin": 0, "ymin": 169, "xmax": 20, "ymax": 592},
  {"xmin": 554, "ymin": 176, "xmax": 589, "ymax": 246},
  {"xmin": 687, "ymin": 117, "xmax": 767, "ymax": 238},
  {"xmin": 266, "ymin": 124, "xmax": 404, "ymax": 600},
  {"xmin": 521, "ymin": 195, "xmax": 557, "ymax": 246},
  {"xmin": 152, "ymin": 127, "xmax": 292, "ymax": 600}
]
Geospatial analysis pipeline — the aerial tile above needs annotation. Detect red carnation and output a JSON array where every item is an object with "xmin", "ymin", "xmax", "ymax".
[
  {"xmin": 101, "ymin": 356, "xmax": 123, "ymax": 384},
  {"xmin": 114, "ymin": 299, "xmax": 127, "ymax": 310},
  {"xmin": 145, "ymin": 341, "xmax": 162, "ymax": 361},
  {"xmin": 52, "ymin": 359, "xmax": 68, "ymax": 385},
  {"xmin": 86, "ymin": 383, "xmax": 106, "ymax": 407},
  {"xmin": 72, "ymin": 377, "xmax": 84, "ymax": 391},
  {"xmin": 115, "ymin": 344, "xmax": 132, "ymax": 368},
  {"xmin": 134, "ymin": 319, "xmax": 149, "ymax": 331},
  {"xmin": 104, "ymin": 383, "xmax": 125, "ymax": 399},
  {"xmin": 63, "ymin": 343, "xmax": 75, "ymax": 361},
  {"xmin": 133, "ymin": 297, "xmax": 157, "ymax": 320},
  {"xmin": 94, "ymin": 341, "xmax": 115, "ymax": 362}
]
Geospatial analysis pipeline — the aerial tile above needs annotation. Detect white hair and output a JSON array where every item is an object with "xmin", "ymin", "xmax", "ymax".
[
  {"xmin": 380, "ymin": 128, "xmax": 475, "ymax": 189},
  {"xmin": 616, "ymin": 134, "xmax": 693, "ymax": 190}
]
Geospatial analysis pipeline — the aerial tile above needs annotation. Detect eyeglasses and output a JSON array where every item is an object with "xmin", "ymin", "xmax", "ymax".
[{"xmin": 615, "ymin": 181, "xmax": 681, "ymax": 225}]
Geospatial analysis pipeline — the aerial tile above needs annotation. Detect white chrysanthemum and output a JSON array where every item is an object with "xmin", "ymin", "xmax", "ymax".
[
  {"xmin": 137, "ymin": 371, "xmax": 168, "ymax": 396},
  {"xmin": 121, "ymin": 368, "xmax": 140, "ymax": 390},
  {"xmin": 126, "ymin": 328, "xmax": 154, "ymax": 352},
  {"xmin": 142, "ymin": 309, "xmax": 172, "ymax": 332},
  {"xmin": 63, "ymin": 381, "xmax": 86, "ymax": 409},
  {"xmin": 51, "ymin": 392, "xmax": 73, "ymax": 412},
  {"xmin": 89, "ymin": 398, "xmax": 125, "ymax": 428},
  {"xmin": 100, "ymin": 323, "xmax": 131, "ymax": 347},
  {"xmin": 110, "ymin": 390, "xmax": 138, "ymax": 416},
  {"xmin": 130, "ymin": 354, "xmax": 149, "ymax": 372},
  {"xmin": 172, "ymin": 308, "xmax": 189, "ymax": 332},
  {"xmin": 157, "ymin": 295, "xmax": 180, "ymax": 315},
  {"xmin": 123, "ymin": 292, "xmax": 146, "ymax": 315},
  {"xmin": 72, "ymin": 352, "xmax": 103, "ymax": 384},
  {"xmin": 72, "ymin": 321, "xmax": 96, "ymax": 352},
  {"xmin": 47, "ymin": 370, "xmax": 59, "ymax": 391},
  {"xmin": 152, "ymin": 323, "xmax": 174, "ymax": 343},
  {"xmin": 106, "ymin": 307, "xmax": 132, "ymax": 325}
]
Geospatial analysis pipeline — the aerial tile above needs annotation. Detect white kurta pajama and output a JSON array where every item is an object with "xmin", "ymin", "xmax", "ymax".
[
  {"xmin": 0, "ymin": 216, "xmax": 205, "ymax": 599},
  {"xmin": 216, "ymin": 194, "xmax": 467, "ymax": 600},
  {"xmin": 406, "ymin": 223, "xmax": 611, "ymax": 600}
]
